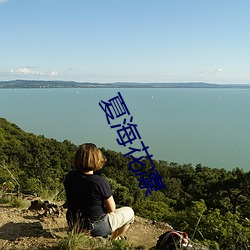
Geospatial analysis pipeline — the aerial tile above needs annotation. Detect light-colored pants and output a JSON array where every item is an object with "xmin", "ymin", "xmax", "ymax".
[{"xmin": 107, "ymin": 206, "xmax": 134, "ymax": 232}]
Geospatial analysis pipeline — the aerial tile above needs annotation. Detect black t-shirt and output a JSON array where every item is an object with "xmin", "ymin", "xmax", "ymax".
[{"xmin": 64, "ymin": 170, "xmax": 112, "ymax": 219}]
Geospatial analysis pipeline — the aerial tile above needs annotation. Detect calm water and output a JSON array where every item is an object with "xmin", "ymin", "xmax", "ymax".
[{"xmin": 0, "ymin": 88, "xmax": 250, "ymax": 171}]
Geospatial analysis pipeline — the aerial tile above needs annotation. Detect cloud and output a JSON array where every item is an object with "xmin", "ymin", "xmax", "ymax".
[
  {"xmin": 198, "ymin": 68, "xmax": 224, "ymax": 75},
  {"xmin": 50, "ymin": 70, "xmax": 58, "ymax": 76},
  {"xmin": 9, "ymin": 67, "xmax": 58, "ymax": 77},
  {"xmin": 10, "ymin": 68, "xmax": 32, "ymax": 75},
  {"xmin": 214, "ymin": 68, "xmax": 223, "ymax": 73}
]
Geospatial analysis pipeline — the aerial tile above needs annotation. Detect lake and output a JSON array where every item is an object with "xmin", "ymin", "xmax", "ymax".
[{"xmin": 0, "ymin": 88, "xmax": 249, "ymax": 171}]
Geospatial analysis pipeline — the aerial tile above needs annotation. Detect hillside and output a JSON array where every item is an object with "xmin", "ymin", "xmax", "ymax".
[{"xmin": 0, "ymin": 117, "xmax": 250, "ymax": 249}]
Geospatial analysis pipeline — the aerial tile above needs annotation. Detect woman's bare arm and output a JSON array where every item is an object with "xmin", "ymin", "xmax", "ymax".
[{"xmin": 104, "ymin": 195, "xmax": 116, "ymax": 213}]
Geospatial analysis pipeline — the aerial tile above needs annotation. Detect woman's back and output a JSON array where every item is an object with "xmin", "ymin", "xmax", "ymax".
[
  {"xmin": 64, "ymin": 170, "xmax": 112, "ymax": 218},
  {"xmin": 64, "ymin": 143, "xmax": 134, "ymax": 238}
]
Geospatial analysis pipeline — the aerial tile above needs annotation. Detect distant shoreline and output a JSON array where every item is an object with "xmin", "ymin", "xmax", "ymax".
[{"xmin": 1, "ymin": 80, "xmax": 250, "ymax": 89}]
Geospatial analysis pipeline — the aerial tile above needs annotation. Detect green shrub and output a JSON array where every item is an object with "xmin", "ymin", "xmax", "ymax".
[
  {"xmin": 106, "ymin": 178, "xmax": 134, "ymax": 207},
  {"xmin": 10, "ymin": 196, "xmax": 29, "ymax": 208},
  {"xmin": 133, "ymin": 200, "xmax": 173, "ymax": 222},
  {"xmin": 0, "ymin": 195, "xmax": 12, "ymax": 204}
]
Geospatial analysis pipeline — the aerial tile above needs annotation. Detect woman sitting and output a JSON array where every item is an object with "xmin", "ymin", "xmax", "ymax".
[{"xmin": 64, "ymin": 143, "xmax": 134, "ymax": 239}]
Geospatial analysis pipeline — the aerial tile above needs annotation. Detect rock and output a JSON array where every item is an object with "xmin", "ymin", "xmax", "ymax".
[
  {"xmin": 28, "ymin": 199, "xmax": 44, "ymax": 210},
  {"xmin": 28, "ymin": 199, "xmax": 63, "ymax": 217}
]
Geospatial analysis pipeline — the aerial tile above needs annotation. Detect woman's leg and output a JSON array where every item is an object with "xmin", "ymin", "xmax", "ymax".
[
  {"xmin": 111, "ymin": 224, "xmax": 131, "ymax": 239},
  {"xmin": 108, "ymin": 207, "xmax": 134, "ymax": 239}
]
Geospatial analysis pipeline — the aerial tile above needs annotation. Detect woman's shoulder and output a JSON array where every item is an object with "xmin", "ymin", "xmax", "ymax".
[
  {"xmin": 66, "ymin": 170, "xmax": 78, "ymax": 176},
  {"xmin": 91, "ymin": 174, "xmax": 107, "ymax": 181},
  {"xmin": 65, "ymin": 171, "xmax": 108, "ymax": 184},
  {"xmin": 90, "ymin": 174, "xmax": 110, "ymax": 185},
  {"xmin": 65, "ymin": 170, "xmax": 81, "ymax": 181}
]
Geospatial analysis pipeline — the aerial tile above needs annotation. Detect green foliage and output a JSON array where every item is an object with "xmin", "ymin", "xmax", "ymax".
[
  {"xmin": 57, "ymin": 230, "xmax": 94, "ymax": 250},
  {"xmin": 57, "ymin": 230, "xmax": 143, "ymax": 250},
  {"xmin": 106, "ymin": 239, "xmax": 131, "ymax": 250},
  {"xmin": 1, "ymin": 180, "xmax": 15, "ymax": 192},
  {"xmin": 1, "ymin": 117, "xmax": 250, "ymax": 248},
  {"xmin": 200, "ymin": 210, "xmax": 250, "ymax": 249},
  {"xmin": 0, "ymin": 117, "xmax": 76, "ymax": 196},
  {"xmin": 134, "ymin": 200, "xmax": 173, "ymax": 222},
  {"xmin": 165, "ymin": 199, "xmax": 250, "ymax": 249},
  {"xmin": 106, "ymin": 178, "xmax": 134, "ymax": 206},
  {"xmin": 10, "ymin": 196, "xmax": 29, "ymax": 208},
  {"xmin": 0, "ymin": 195, "xmax": 12, "ymax": 204}
]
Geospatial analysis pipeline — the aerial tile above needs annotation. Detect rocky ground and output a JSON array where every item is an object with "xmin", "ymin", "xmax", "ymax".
[{"xmin": 0, "ymin": 198, "xmax": 173, "ymax": 250}]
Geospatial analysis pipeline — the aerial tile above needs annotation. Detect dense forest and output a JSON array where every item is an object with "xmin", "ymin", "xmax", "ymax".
[{"xmin": 0, "ymin": 117, "xmax": 249, "ymax": 249}]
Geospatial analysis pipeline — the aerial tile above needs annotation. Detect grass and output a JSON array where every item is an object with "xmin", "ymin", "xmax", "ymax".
[
  {"xmin": 57, "ymin": 234, "xmax": 144, "ymax": 250},
  {"xmin": 10, "ymin": 196, "xmax": 30, "ymax": 208},
  {"xmin": 39, "ymin": 187, "xmax": 65, "ymax": 203},
  {"xmin": 56, "ymin": 228, "xmax": 145, "ymax": 250},
  {"xmin": 0, "ymin": 194, "xmax": 29, "ymax": 208},
  {"xmin": 57, "ymin": 229, "xmax": 94, "ymax": 250},
  {"xmin": 0, "ymin": 195, "xmax": 11, "ymax": 204}
]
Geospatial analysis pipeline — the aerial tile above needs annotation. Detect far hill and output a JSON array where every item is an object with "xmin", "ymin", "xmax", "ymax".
[{"xmin": 1, "ymin": 80, "xmax": 250, "ymax": 88}]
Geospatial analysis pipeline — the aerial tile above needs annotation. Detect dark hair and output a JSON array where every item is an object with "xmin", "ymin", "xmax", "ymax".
[{"xmin": 73, "ymin": 143, "xmax": 106, "ymax": 172}]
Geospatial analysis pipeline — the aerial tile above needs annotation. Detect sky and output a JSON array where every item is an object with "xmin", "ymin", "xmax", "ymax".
[{"xmin": 1, "ymin": 0, "xmax": 250, "ymax": 84}]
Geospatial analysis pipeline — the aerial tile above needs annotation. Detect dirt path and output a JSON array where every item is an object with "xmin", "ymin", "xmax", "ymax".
[{"xmin": 0, "ymin": 202, "xmax": 172, "ymax": 249}]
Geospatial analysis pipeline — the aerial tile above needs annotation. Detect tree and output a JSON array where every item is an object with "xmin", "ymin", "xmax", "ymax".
[{"xmin": 220, "ymin": 168, "xmax": 250, "ymax": 216}]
